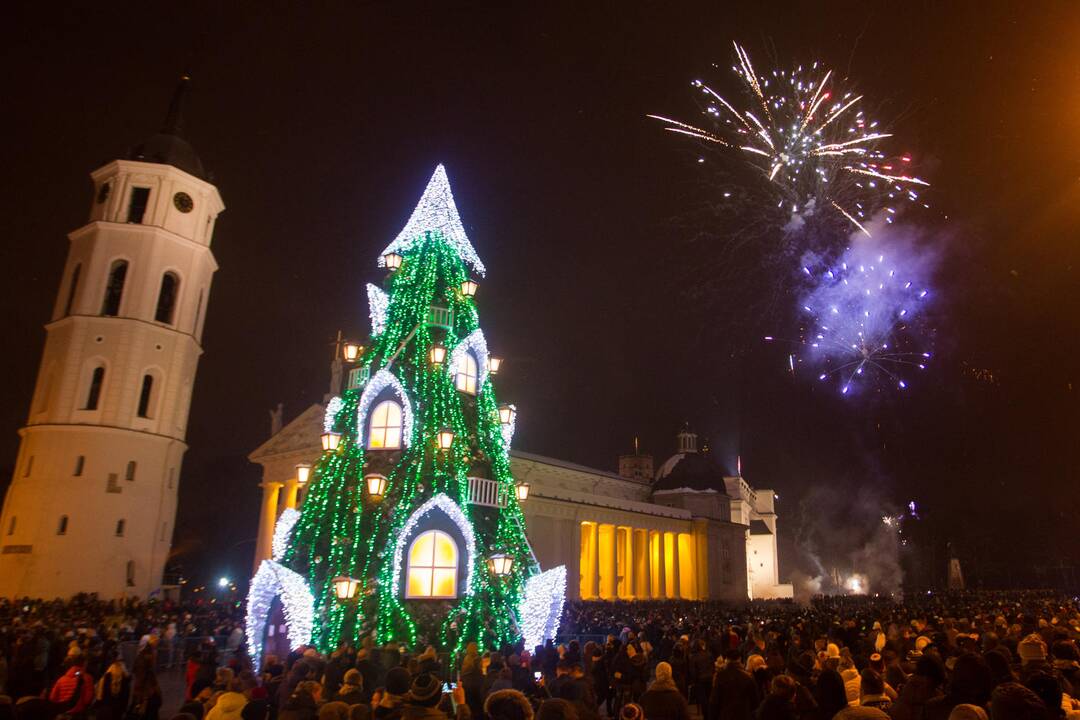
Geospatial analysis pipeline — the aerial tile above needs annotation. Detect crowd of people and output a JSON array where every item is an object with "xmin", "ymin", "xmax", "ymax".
[{"xmin": 1, "ymin": 591, "xmax": 1079, "ymax": 720}]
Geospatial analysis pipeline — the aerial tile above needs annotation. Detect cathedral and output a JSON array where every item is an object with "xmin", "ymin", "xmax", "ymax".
[
  {"xmin": 0, "ymin": 78, "xmax": 223, "ymax": 598},
  {"xmin": 252, "ymin": 403, "xmax": 792, "ymax": 602}
]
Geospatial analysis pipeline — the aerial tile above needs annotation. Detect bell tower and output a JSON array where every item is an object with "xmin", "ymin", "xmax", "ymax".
[{"xmin": 0, "ymin": 77, "xmax": 224, "ymax": 598}]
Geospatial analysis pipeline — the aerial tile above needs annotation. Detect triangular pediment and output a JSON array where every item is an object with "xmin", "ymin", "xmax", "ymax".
[{"xmin": 249, "ymin": 403, "xmax": 325, "ymax": 462}]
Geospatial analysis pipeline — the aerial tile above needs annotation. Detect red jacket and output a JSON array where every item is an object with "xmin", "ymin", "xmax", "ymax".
[{"xmin": 50, "ymin": 666, "xmax": 95, "ymax": 714}]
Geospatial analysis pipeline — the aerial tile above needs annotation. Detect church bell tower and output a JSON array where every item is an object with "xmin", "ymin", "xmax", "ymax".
[{"xmin": 0, "ymin": 77, "xmax": 224, "ymax": 598}]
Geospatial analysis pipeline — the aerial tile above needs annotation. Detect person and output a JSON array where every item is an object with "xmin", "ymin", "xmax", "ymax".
[
  {"xmin": 946, "ymin": 705, "xmax": 988, "ymax": 720},
  {"xmin": 757, "ymin": 675, "xmax": 798, "ymax": 720},
  {"xmin": 710, "ymin": 649, "xmax": 760, "ymax": 720},
  {"xmin": 318, "ymin": 703, "xmax": 351, "ymax": 720},
  {"xmin": 48, "ymin": 657, "xmax": 94, "ymax": 719},
  {"xmin": 639, "ymin": 661, "xmax": 690, "ymax": 720},
  {"xmin": 536, "ymin": 699, "xmax": 578, "ymax": 720},
  {"xmin": 279, "ymin": 681, "xmax": 322, "ymax": 720},
  {"xmin": 810, "ymin": 669, "xmax": 850, "ymax": 720},
  {"xmin": 401, "ymin": 673, "xmax": 462, "ymax": 720},
  {"xmin": 690, "ymin": 641, "xmax": 714, "ymax": 720},
  {"xmin": 335, "ymin": 670, "xmax": 365, "ymax": 705},
  {"xmin": 460, "ymin": 644, "xmax": 484, "ymax": 720},
  {"xmin": 988, "ymin": 683, "xmax": 1046, "ymax": 720},
  {"xmin": 129, "ymin": 668, "xmax": 163, "ymax": 720},
  {"xmin": 374, "ymin": 668, "xmax": 411, "ymax": 720},
  {"xmin": 486, "ymin": 689, "xmax": 533, "ymax": 720},
  {"xmin": 94, "ymin": 659, "xmax": 131, "ymax": 720},
  {"xmin": 206, "ymin": 686, "xmax": 248, "ymax": 720},
  {"xmin": 858, "ymin": 671, "xmax": 893, "ymax": 712}
]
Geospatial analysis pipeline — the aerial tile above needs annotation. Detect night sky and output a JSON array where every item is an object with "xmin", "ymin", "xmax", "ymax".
[{"xmin": 2, "ymin": 2, "xmax": 1078, "ymax": 590}]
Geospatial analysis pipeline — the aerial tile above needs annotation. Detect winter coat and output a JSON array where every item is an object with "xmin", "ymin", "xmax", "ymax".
[
  {"xmin": 690, "ymin": 651, "xmax": 715, "ymax": 684},
  {"xmin": 886, "ymin": 675, "xmax": 941, "ymax": 720},
  {"xmin": 639, "ymin": 680, "xmax": 691, "ymax": 720},
  {"xmin": 757, "ymin": 695, "xmax": 797, "ymax": 720},
  {"xmin": 710, "ymin": 663, "xmax": 761, "ymax": 720},
  {"xmin": 207, "ymin": 692, "xmax": 250, "ymax": 720}
]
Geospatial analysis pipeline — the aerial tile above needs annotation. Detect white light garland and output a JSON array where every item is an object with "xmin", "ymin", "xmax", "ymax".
[
  {"xmin": 518, "ymin": 566, "xmax": 567, "ymax": 651},
  {"xmin": 272, "ymin": 507, "xmax": 301, "ymax": 562},
  {"xmin": 356, "ymin": 369, "xmax": 413, "ymax": 448},
  {"xmin": 378, "ymin": 164, "xmax": 486, "ymax": 277},
  {"xmin": 448, "ymin": 329, "xmax": 490, "ymax": 388},
  {"xmin": 245, "ymin": 559, "xmax": 315, "ymax": 662},
  {"xmin": 324, "ymin": 396, "xmax": 344, "ymax": 434},
  {"xmin": 367, "ymin": 283, "xmax": 389, "ymax": 336},
  {"xmin": 389, "ymin": 493, "xmax": 476, "ymax": 598}
]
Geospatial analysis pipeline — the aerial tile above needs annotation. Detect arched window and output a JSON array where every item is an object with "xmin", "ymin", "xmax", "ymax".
[
  {"xmin": 101, "ymin": 260, "xmax": 128, "ymax": 316},
  {"xmin": 84, "ymin": 366, "xmax": 105, "ymax": 410},
  {"xmin": 126, "ymin": 560, "xmax": 135, "ymax": 587},
  {"xmin": 64, "ymin": 264, "xmax": 81, "ymax": 316},
  {"xmin": 155, "ymin": 272, "xmax": 180, "ymax": 324},
  {"xmin": 406, "ymin": 529, "xmax": 458, "ymax": 598},
  {"xmin": 57, "ymin": 515, "xmax": 68, "ymax": 535},
  {"xmin": 455, "ymin": 352, "xmax": 478, "ymax": 395},
  {"xmin": 137, "ymin": 375, "xmax": 154, "ymax": 418},
  {"xmin": 126, "ymin": 461, "xmax": 137, "ymax": 481},
  {"xmin": 115, "ymin": 519, "xmax": 126, "ymax": 537},
  {"xmin": 368, "ymin": 400, "xmax": 403, "ymax": 449},
  {"xmin": 6, "ymin": 516, "xmax": 15, "ymax": 535}
]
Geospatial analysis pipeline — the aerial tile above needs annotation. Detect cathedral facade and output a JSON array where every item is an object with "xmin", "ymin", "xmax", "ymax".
[{"xmin": 251, "ymin": 404, "xmax": 792, "ymax": 602}]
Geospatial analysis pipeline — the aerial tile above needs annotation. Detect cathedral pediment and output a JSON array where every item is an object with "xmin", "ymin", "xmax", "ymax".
[{"xmin": 248, "ymin": 403, "xmax": 324, "ymax": 462}]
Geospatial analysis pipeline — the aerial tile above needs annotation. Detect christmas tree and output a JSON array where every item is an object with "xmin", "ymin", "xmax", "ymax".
[{"xmin": 252, "ymin": 165, "xmax": 562, "ymax": 657}]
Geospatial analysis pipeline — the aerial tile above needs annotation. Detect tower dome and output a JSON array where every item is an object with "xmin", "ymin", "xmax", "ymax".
[{"xmin": 127, "ymin": 75, "xmax": 206, "ymax": 179}]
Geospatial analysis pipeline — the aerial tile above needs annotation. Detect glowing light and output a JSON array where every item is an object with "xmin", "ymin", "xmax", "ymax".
[
  {"xmin": 246, "ymin": 559, "xmax": 315, "ymax": 661},
  {"xmin": 295, "ymin": 463, "xmax": 312, "ymax": 485},
  {"xmin": 460, "ymin": 278, "xmax": 479, "ymax": 297},
  {"xmin": 389, "ymin": 493, "xmax": 476, "ymax": 599},
  {"xmin": 324, "ymin": 396, "xmax": 344, "ymax": 433},
  {"xmin": 333, "ymin": 576, "xmax": 362, "ymax": 601},
  {"xmin": 515, "ymin": 482, "xmax": 530, "ymax": 502},
  {"xmin": 379, "ymin": 164, "xmax": 486, "ymax": 277},
  {"xmin": 272, "ymin": 507, "xmax": 301, "ymax": 562},
  {"xmin": 365, "ymin": 473, "xmax": 388, "ymax": 500},
  {"xmin": 218, "ymin": 576, "xmax": 230, "ymax": 588},
  {"xmin": 437, "ymin": 427, "xmax": 455, "ymax": 450},
  {"xmin": 367, "ymin": 283, "xmax": 389, "ymax": 336},
  {"xmin": 518, "ymin": 566, "xmax": 567, "ymax": 651},
  {"xmin": 382, "ymin": 252, "xmax": 403, "ymax": 270},
  {"xmin": 356, "ymin": 369, "xmax": 414, "ymax": 448},
  {"xmin": 488, "ymin": 553, "xmax": 514, "ymax": 576},
  {"xmin": 343, "ymin": 342, "xmax": 363, "ymax": 362},
  {"xmin": 321, "ymin": 431, "xmax": 342, "ymax": 452}
]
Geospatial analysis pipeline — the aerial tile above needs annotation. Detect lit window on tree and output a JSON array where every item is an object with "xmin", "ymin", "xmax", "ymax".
[
  {"xmin": 455, "ymin": 353, "xmax": 478, "ymax": 395},
  {"xmin": 368, "ymin": 400, "xmax": 402, "ymax": 449},
  {"xmin": 406, "ymin": 529, "xmax": 458, "ymax": 598}
]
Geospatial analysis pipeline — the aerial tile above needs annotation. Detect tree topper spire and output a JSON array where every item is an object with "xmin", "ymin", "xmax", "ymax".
[{"xmin": 379, "ymin": 164, "xmax": 486, "ymax": 277}]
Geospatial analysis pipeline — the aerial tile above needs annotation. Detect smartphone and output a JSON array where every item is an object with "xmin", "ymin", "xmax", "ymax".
[
  {"xmin": 443, "ymin": 682, "xmax": 456, "ymax": 692},
  {"xmin": 533, "ymin": 671, "xmax": 542, "ymax": 681}
]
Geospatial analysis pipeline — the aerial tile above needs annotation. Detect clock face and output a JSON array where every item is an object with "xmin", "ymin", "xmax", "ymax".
[{"xmin": 173, "ymin": 192, "xmax": 194, "ymax": 213}]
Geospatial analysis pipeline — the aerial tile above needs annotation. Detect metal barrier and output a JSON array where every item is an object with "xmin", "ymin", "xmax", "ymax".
[{"xmin": 116, "ymin": 635, "xmax": 242, "ymax": 672}]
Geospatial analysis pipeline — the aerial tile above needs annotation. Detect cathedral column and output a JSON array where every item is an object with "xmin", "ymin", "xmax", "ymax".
[
  {"xmin": 283, "ymin": 476, "xmax": 300, "ymax": 511},
  {"xmin": 671, "ymin": 532, "xmax": 681, "ymax": 599},
  {"xmin": 643, "ymin": 531, "xmax": 652, "ymax": 598},
  {"xmin": 656, "ymin": 530, "xmax": 666, "ymax": 599},
  {"xmin": 592, "ymin": 523, "xmax": 601, "ymax": 599},
  {"xmin": 253, "ymin": 481, "xmax": 283, "ymax": 571}
]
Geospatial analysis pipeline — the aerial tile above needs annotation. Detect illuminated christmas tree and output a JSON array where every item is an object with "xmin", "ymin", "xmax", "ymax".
[{"xmin": 251, "ymin": 165, "xmax": 563, "ymax": 656}]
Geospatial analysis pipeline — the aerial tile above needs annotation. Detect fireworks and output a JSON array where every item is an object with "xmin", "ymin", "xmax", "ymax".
[
  {"xmin": 649, "ymin": 42, "xmax": 928, "ymax": 236},
  {"xmin": 771, "ymin": 244, "xmax": 933, "ymax": 394}
]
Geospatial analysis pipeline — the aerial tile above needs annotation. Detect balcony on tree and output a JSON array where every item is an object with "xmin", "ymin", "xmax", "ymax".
[{"xmin": 427, "ymin": 305, "xmax": 454, "ymax": 329}]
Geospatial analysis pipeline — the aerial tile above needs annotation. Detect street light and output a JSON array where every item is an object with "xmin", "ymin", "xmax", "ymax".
[
  {"xmin": 498, "ymin": 404, "xmax": 517, "ymax": 426},
  {"xmin": 295, "ymin": 463, "xmax": 312, "ymax": 486},
  {"xmin": 365, "ymin": 473, "xmax": 388, "ymax": 500},
  {"xmin": 383, "ymin": 252, "xmax": 403, "ymax": 270},
  {"xmin": 515, "ymin": 481, "xmax": 530, "ymax": 502},
  {"xmin": 343, "ymin": 342, "xmax": 364, "ymax": 362},
  {"xmin": 332, "ymin": 576, "xmax": 361, "ymax": 601},
  {"xmin": 321, "ymin": 431, "xmax": 342, "ymax": 452},
  {"xmin": 488, "ymin": 554, "xmax": 514, "ymax": 576},
  {"xmin": 488, "ymin": 356, "xmax": 503, "ymax": 375},
  {"xmin": 429, "ymin": 343, "xmax": 447, "ymax": 367},
  {"xmin": 437, "ymin": 428, "xmax": 455, "ymax": 450},
  {"xmin": 460, "ymin": 278, "xmax": 479, "ymax": 297}
]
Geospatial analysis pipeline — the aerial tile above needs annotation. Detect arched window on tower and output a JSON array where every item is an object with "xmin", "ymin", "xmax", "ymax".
[
  {"xmin": 64, "ymin": 264, "xmax": 81, "ymax": 316},
  {"xmin": 154, "ymin": 272, "xmax": 180, "ymax": 324},
  {"xmin": 6, "ymin": 516, "xmax": 15, "ymax": 535},
  {"xmin": 115, "ymin": 519, "xmax": 126, "ymax": 537},
  {"xmin": 101, "ymin": 260, "xmax": 128, "ymax": 316},
  {"xmin": 406, "ymin": 529, "xmax": 459, "ymax": 598},
  {"xmin": 455, "ymin": 352, "xmax": 479, "ymax": 395},
  {"xmin": 126, "ymin": 560, "xmax": 135, "ymax": 587},
  {"xmin": 84, "ymin": 366, "xmax": 105, "ymax": 410},
  {"xmin": 137, "ymin": 375, "xmax": 154, "ymax": 418},
  {"xmin": 368, "ymin": 400, "xmax": 403, "ymax": 449},
  {"xmin": 57, "ymin": 515, "xmax": 68, "ymax": 535}
]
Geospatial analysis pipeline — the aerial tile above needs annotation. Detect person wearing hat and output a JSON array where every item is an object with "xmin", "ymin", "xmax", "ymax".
[
  {"xmin": 710, "ymin": 648, "xmax": 760, "ymax": 720},
  {"xmin": 402, "ymin": 672, "xmax": 468, "ymax": 720},
  {"xmin": 335, "ymin": 669, "xmax": 366, "ymax": 706},
  {"xmin": 486, "ymin": 689, "xmax": 534, "ymax": 720},
  {"xmin": 638, "ymin": 662, "xmax": 690, "ymax": 720},
  {"xmin": 374, "ymin": 668, "xmax": 412, "ymax": 720}
]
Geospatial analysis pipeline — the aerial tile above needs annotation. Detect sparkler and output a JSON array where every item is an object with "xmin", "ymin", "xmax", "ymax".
[{"xmin": 650, "ymin": 42, "xmax": 929, "ymax": 237}]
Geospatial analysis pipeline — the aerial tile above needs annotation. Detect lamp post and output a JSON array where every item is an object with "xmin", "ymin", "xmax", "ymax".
[
  {"xmin": 437, "ymin": 428, "xmax": 455, "ymax": 450},
  {"xmin": 382, "ymin": 252, "xmax": 403, "ymax": 270},
  {"xmin": 343, "ymin": 342, "xmax": 364, "ymax": 362},
  {"xmin": 429, "ymin": 343, "xmax": 447, "ymax": 367},
  {"xmin": 460, "ymin": 278, "xmax": 479, "ymax": 298},
  {"xmin": 489, "ymin": 356, "xmax": 503, "ymax": 375},
  {"xmin": 321, "ymin": 431, "xmax": 342, "ymax": 452},
  {"xmin": 498, "ymin": 404, "xmax": 516, "ymax": 426},
  {"xmin": 488, "ymin": 554, "xmax": 514, "ymax": 577},
  {"xmin": 332, "ymin": 576, "xmax": 361, "ymax": 601},
  {"xmin": 515, "ymin": 481, "xmax": 530, "ymax": 502},
  {"xmin": 365, "ymin": 473, "xmax": 388, "ymax": 501}
]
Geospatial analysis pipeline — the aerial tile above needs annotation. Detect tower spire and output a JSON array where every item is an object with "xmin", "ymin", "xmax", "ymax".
[{"xmin": 161, "ymin": 74, "xmax": 190, "ymax": 136}]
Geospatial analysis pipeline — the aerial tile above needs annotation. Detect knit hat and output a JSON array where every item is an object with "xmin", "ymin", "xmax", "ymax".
[
  {"xmin": 948, "ymin": 705, "xmax": 989, "ymax": 720},
  {"xmin": 915, "ymin": 636, "xmax": 932, "ymax": 652},
  {"xmin": 746, "ymin": 655, "xmax": 766, "ymax": 673},
  {"xmin": 409, "ymin": 673, "xmax": 443, "ymax": 706},
  {"xmin": 655, "ymin": 661, "xmax": 673, "ymax": 683},
  {"xmin": 385, "ymin": 667, "xmax": 412, "ymax": 696},
  {"xmin": 1017, "ymin": 634, "xmax": 1047, "ymax": 664},
  {"xmin": 485, "ymin": 689, "xmax": 535, "ymax": 720},
  {"xmin": 620, "ymin": 704, "xmax": 644, "ymax": 720},
  {"xmin": 343, "ymin": 668, "xmax": 362, "ymax": 687},
  {"xmin": 826, "ymin": 643, "xmax": 841, "ymax": 659}
]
